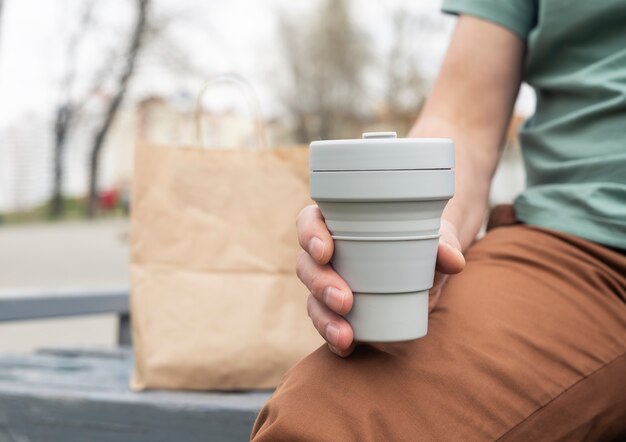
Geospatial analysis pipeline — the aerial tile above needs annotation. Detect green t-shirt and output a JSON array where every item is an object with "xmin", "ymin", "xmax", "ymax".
[{"xmin": 442, "ymin": 0, "xmax": 626, "ymax": 249}]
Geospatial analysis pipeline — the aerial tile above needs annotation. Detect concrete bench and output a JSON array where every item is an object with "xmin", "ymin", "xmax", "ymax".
[{"xmin": 0, "ymin": 290, "xmax": 271, "ymax": 441}]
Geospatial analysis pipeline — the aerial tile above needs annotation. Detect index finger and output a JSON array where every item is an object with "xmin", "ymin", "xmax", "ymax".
[{"xmin": 296, "ymin": 204, "xmax": 334, "ymax": 265}]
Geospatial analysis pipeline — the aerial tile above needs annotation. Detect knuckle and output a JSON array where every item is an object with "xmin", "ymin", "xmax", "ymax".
[
  {"xmin": 316, "ymin": 317, "xmax": 328, "ymax": 337},
  {"xmin": 295, "ymin": 207, "xmax": 307, "ymax": 228},
  {"xmin": 306, "ymin": 295, "xmax": 327, "ymax": 335},
  {"xmin": 296, "ymin": 204, "xmax": 316, "ymax": 229},
  {"xmin": 306, "ymin": 294, "xmax": 314, "ymax": 319},
  {"xmin": 307, "ymin": 271, "xmax": 325, "ymax": 298},
  {"xmin": 295, "ymin": 251, "xmax": 308, "ymax": 279}
]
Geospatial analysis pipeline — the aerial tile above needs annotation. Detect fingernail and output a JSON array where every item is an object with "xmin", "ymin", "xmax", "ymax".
[
  {"xmin": 323, "ymin": 287, "xmax": 346, "ymax": 313},
  {"xmin": 448, "ymin": 247, "xmax": 465, "ymax": 265},
  {"xmin": 442, "ymin": 238, "xmax": 463, "ymax": 256},
  {"xmin": 325, "ymin": 322, "xmax": 341, "ymax": 346},
  {"xmin": 449, "ymin": 243, "xmax": 465, "ymax": 260},
  {"xmin": 308, "ymin": 237, "xmax": 325, "ymax": 261}
]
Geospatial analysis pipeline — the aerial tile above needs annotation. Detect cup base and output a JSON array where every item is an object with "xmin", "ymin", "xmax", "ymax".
[{"xmin": 346, "ymin": 291, "xmax": 429, "ymax": 342}]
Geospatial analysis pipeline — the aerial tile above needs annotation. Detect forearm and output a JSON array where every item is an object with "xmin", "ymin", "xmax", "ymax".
[
  {"xmin": 408, "ymin": 16, "xmax": 525, "ymax": 250},
  {"xmin": 409, "ymin": 117, "xmax": 500, "ymax": 250}
]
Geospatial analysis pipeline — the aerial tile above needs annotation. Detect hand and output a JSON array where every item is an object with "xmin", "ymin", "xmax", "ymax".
[{"xmin": 296, "ymin": 205, "xmax": 465, "ymax": 357}]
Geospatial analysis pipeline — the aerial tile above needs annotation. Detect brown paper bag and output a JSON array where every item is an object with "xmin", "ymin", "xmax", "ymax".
[
  {"xmin": 130, "ymin": 143, "xmax": 322, "ymax": 390},
  {"xmin": 130, "ymin": 77, "xmax": 322, "ymax": 391}
]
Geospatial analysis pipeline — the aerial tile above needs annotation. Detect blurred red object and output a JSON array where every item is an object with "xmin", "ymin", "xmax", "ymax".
[{"xmin": 100, "ymin": 188, "xmax": 119, "ymax": 210}]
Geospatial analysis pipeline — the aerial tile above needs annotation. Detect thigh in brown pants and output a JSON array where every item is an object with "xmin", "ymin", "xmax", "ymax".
[{"xmin": 251, "ymin": 214, "xmax": 626, "ymax": 441}]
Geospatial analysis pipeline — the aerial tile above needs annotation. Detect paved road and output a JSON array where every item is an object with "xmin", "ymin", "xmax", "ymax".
[
  {"xmin": 0, "ymin": 219, "xmax": 129, "ymax": 352},
  {"xmin": 0, "ymin": 218, "xmax": 129, "ymax": 289}
]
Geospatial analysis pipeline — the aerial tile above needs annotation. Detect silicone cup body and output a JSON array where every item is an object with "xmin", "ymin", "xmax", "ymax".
[
  {"xmin": 311, "ymin": 172, "xmax": 453, "ymax": 342},
  {"xmin": 309, "ymin": 135, "xmax": 454, "ymax": 342}
]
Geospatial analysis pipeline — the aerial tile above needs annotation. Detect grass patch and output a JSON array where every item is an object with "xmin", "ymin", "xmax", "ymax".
[{"xmin": 0, "ymin": 197, "xmax": 128, "ymax": 225}]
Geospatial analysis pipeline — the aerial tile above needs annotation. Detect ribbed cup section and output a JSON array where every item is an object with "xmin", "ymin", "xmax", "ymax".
[
  {"xmin": 317, "ymin": 200, "xmax": 447, "ymax": 238},
  {"xmin": 330, "ymin": 236, "xmax": 439, "ymax": 294}
]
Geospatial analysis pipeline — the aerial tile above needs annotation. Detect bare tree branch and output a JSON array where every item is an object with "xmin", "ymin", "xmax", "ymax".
[
  {"xmin": 86, "ymin": 0, "xmax": 150, "ymax": 217},
  {"xmin": 50, "ymin": 0, "xmax": 96, "ymax": 218},
  {"xmin": 71, "ymin": 47, "xmax": 119, "ymax": 121}
]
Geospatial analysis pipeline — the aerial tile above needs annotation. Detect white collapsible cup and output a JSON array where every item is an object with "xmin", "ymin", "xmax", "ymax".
[{"xmin": 309, "ymin": 132, "xmax": 454, "ymax": 342}]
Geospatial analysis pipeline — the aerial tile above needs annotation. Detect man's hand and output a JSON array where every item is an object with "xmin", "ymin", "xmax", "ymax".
[{"xmin": 296, "ymin": 204, "xmax": 465, "ymax": 358}]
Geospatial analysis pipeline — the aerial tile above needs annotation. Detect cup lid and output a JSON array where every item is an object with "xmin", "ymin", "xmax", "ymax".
[{"xmin": 310, "ymin": 132, "xmax": 454, "ymax": 171}]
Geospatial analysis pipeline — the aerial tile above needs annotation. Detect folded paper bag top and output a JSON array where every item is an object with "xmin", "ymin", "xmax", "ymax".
[{"xmin": 309, "ymin": 132, "xmax": 455, "ymax": 342}]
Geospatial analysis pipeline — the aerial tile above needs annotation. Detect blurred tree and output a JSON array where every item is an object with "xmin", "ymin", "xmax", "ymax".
[
  {"xmin": 50, "ymin": 1, "xmax": 95, "ymax": 218},
  {"xmin": 49, "ymin": 0, "xmax": 199, "ymax": 217},
  {"xmin": 277, "ymin": 0, "xmax": 370, "ymax": 141},
  {"xmin": 381, "ymin": 10, "xmax": 442, "ymax": 133},
  {"xmin": 50, "ymin": 0, "xmax": 194, "ymax": 218},
  {"xmin": 86, "ymin": 0, "xmax": 150, "ymax": 217},
  {"xmin": 385, "ymin": 11, "xmax": 429, "ymax": 114}
]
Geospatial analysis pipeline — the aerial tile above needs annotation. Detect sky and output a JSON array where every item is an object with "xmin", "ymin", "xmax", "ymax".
[
  {"xmin": 0, "ymin": 0, "xmax": 536, "ymax": 131},
  {"xmin": 0, "ymin": 0, "xmax": 464, "ymax": 130}
]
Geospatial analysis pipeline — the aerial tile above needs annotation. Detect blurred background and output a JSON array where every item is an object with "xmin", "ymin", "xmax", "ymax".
[{"xmin": 0, "ymin": 0, "xmax": 532, "ymax": 353}]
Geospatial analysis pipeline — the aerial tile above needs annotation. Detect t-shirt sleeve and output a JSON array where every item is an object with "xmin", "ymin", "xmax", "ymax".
[{"xmin": 441, "ymin": 0, "xmax": 537, "ymax": 40}]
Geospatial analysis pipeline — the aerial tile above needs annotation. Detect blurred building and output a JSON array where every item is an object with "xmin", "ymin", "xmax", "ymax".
[
  {"xmin": 0, "ymin": 114, "xmax": 52, "ymax": 213},
  {"xmin": 0, "ymin": 108, "xmax": 134, "ymax": 213},
  {"xmin": 0, "ymin": 94, "xmax": 298, "ymax": 214},
  {"xmin": 0, "ymin": 94, "xmax": 529, "ymax": 215}
]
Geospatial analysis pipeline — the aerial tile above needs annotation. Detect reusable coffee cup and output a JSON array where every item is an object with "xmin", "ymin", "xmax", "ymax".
[{"xmin": 309, "ymin": 132, "xmax": 454, "ymax": 342}]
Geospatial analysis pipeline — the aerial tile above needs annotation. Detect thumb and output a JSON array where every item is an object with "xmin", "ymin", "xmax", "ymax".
[{"xmin": 436, "ymin": 221, "xmax": 465, "ymax": 274}]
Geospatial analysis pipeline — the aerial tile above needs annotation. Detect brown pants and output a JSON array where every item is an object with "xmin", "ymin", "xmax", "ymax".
[{"xmin": 251, "ymin": 207, "xmax": 626, "ymax": 441}]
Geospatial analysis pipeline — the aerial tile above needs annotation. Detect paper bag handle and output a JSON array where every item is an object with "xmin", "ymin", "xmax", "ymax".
[{"xmin": 194, "ymin": 73, "xmax": 268, "ymax": 149}]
